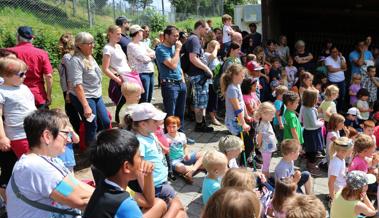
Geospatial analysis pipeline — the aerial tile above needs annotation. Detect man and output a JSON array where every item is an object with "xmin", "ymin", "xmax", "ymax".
[
  {"xmin": 184, "ymin": 20, "xmax": 214, "ymax": 132},
  {"xmin": 242, "ymin": 23, "xmax": 262, "ymax": 53},
  {"xmin": 349, "ymin": 39, "xmax": 374, "ymax": 75},
  {"xmin": 115, "ymin": 16, "xmax": 131, "ymax": 55},
  {"xmin": 155, "ymin": 26, "xmax": 187, "ymax": 129},
  {"xmin": 142, "ymin": 25, "xmax": 151, "ymax": 48},
  {"xmin": 232, "ymin": 31, "xmax": 243, "ymax": 46},
  {"xmin": 7, "ymin": 26, "xmax": 53, "ymax": 109}
]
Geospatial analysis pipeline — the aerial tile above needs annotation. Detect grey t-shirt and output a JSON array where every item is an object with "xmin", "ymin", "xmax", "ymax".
[
  {"xmin": 225, "ymin": 84, "xmax": 244, "ymax": 120},
  {"xmin": 68, "ymin": 54, "xmax": 102, "ymax": 98},
  {"xmin": 274, "ymin": 158, "xmax": 294, "ymax": 180},
  {"xmin": 6, "ymin": 154, "xmax": 77, "ymax": 218},
  {"xmin": 58, "ymin": 53, "xmax": 72, "ymax": 92},
  {"xmin": 0, "ymin": 84, "xmax": 36, "ymax": 140}
]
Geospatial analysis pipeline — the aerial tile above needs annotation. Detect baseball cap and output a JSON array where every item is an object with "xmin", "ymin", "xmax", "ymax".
[
  {"xmin": 17, "ymin": 26, "xmax": 34, "ymax": 40},
  {"xmin": 131, "ymin": 103, "xmax": 166, "ymax": 121},
  {"xmin": 246, "ymin": 61, "xmax": 263, "ymax": 72},
  {"xmin": 347, "ymin": 107, "xmax": 361, "ymax": 119},
  {"xmin": 346, "ymin": 171, "xmax": 376, "ymax": 190},
  {"xmin": 129, "ymin": 25, "xmax": 143, "ymax": 35},
  {"xmin": 115, "ymin": 16, "xmax": 129, "ymax": 26}
]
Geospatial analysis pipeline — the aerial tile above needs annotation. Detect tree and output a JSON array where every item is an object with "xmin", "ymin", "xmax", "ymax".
[
  {"xmin": 137, "ymin": 0, "xmax": 153, "ymax": 9},
  {"xmin": 94, "ymin": 0, "xmax": 107, "ymax": 9}
]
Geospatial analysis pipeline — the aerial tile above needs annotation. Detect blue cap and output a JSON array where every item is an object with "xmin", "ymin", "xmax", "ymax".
[{"xmin": 18, "ymin": 26, "xmax": 34, "ymax": 40}]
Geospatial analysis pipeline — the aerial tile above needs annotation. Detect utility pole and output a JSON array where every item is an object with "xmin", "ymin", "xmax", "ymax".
[
  {"xmin": 161, "ymin": 0, "xmax": 165, "ymax": 15},
  {"xmin": 113, "ymin": 0, "xmax": 116, "ymax": 19},
  {"xmin": 87, "ymin": 0, "xmax": 93, "ymax": 28}
]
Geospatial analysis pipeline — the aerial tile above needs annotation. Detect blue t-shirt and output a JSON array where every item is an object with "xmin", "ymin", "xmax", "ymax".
[
  {"xmin": 156, "ymin": 44, "xmax": 182, "ymax": 81},
  {"xmin": 274, "ymin": 159, "xmax": 294, "ymax": 180},
  {"xmin": 137, "ymin": 133, "xmax": 168, "ymax": 186},
  {"xmin": 118, "ymin": 34, "xmax": 131, "ymax": 55},
  {"xmin": 115, "ymin": 197, "xmax": 142, "ymax": 218},
  {"xmin": 202, "ymin": 177, "xmax": 221, "ymax": 204},
  {"xmin": 349, "ymin": 50, "xmax": 373, "ymax": 74},
  {"xmin": 273, "ymin": 99, "xmax": 285, "ymax": 126}
]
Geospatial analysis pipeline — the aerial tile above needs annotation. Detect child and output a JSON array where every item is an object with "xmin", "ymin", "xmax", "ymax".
[
  {"xmin": 273, "ymin": 85, "xmax": 288, "ymax": 143},
  {"xmin": 356, "ymin": 88, "xmax": 372, "ymax": 121},
  {"xmin": 280, "ymin": 70, "xmax": 289, "ymax": 88},
  {"xmin": 221, "ymin": 14, "xmax": 235, "ymax": 56},
  {"xmin": 318, "ymin": 84, "xmax": 339, "ymax": 123},
  {"xmin": 85, "ymin": 129, "xmax": 168, "ymax": 218},
  {"xmin": 285, "ymin": 194, "xmax": 326, "ymax": 218},
  {"xmin": 325, "ymin": 113, "xmax": 346, "ymax": 162},
  {"xmin": 298, "ymin": 71, "xmax": 316, "ymax": 98},
  {"xmin": 274, "ymin": 139, "xmax": 313, "ymax": 194},
  {"xmin": 218, "ymin": 135, "xmax": 243, "ymax": 168},
  {"xmin": 201, "ymin": 187, "xmax": 261, "ymax": 218},
  {"xmin": 349, "ymin": 73, "xmax": 361, "ymax": 106},
  {"xmin": 267, "ymin": 177, "xmax": 297, "ymax": 218},
  {"xmin": 201, "ymin": 150, "xmax": 228, "ymax": 204},
  {"xmin": 330, "ymin": 171, "xmax": 376, "ymax": 218},
  {"xmin": 281, "ymin": 91, "xmax": 303, "ymax": 145},
  {"xmin": 165, "ymin": 116, "xmax": 203, "ymax": 183},
  {"xmin": 299, "ymin": 89, "xmax": 324, "ymax": 176},
  {"xmin": 255, "ymin": 102, "xmax": 277, "ymax": 178},
  {"xmin": 120, "ymin": 82, "xmax": 142, "ymax": 128},
  {"xmin": 345, "ymin": 107, "xmax": 362, "ymax": 131},
  {"xmin": 241, "ymin": 77, "xmax": 260, "ymax": 117},
  {"xmin": 221, "ymin": 168, "xmax": 256, "ymax": 190},
  {"xmin": 361, "ymin": 66, "xmax": 379, "ymax": 105},
  {"xmin": 314, "ymin": 72, "xmax": 328, "ymax": 103},
  {"xmin": 285, "ymin": 56, "xmax": 298, "ymax": 89},
  {"xmin": 327, "ymin": 137, "xmax": 353, "ymax": 201},
  {"xmin": 348, "ymin": 134, "xmax": 378, "ymax": 174},
  {"xmin": 363, "ymin": 120, "xmax": 376, "ymax": 145},
  {"xmin": 269, "ymin": 58, "xmax": 281, "ymax": 82},
  {"xmin": 130, "ymin": 103, "xmax": 186, "ymax": 214}
]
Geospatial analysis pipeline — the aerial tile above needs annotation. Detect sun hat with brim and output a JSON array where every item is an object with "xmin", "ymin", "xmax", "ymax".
[
  {"xmin": 129, "ymin": 25, "xmax": 143, "ymax": 35},
  {"xmin": 333, "ymin": 137, "xmax": 353, "ymax": 150},
  {"xmin": 346, "ymin": 171, "xmax": 376, "ymax": 190},
  {"xmin": 131, "ymin": 103, "xmax": 166, "ymax": 121}
]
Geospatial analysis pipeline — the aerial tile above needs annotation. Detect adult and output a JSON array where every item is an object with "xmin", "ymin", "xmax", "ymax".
[
  {"xmin": 102, "ymin": 25, "xmax": 132, "ymax": 124},
  {"xmin": 68, "ymin": 32, "xmax": 111, "ymax": 146},
  {"xmin": 321, "ymin": 39, "xmax": 333, "ymax": 57},
  {"xmin": 142, "ymin": 25, "xmax": 151, "ymax": 48},
  {"xmin": 214, "ymin": 28, "xmax": 223, "ymax": 45},
  {"xmin": 115, "ymin": 16, "xmax": 131, "ymax": 55},
  {"xmin": 277, "ymin": 35, "xmax": 290, "ymax": 66},
  {"xmin": 127, "ymin": 25, "xmax": 156, "ymax": 103},
  {"xmin": 222, "ymin": 42, "xmax": 242, "ymax": 73},
  {"xmin": 185, "ymin": 20, "xmax": 214, "ymax": 132},
  {"xmin": 242, "ymin": 23, "xmax": 262, "ymax": 53},
  {"xmin": 294, "ymin": 40, "xmax": 315, "ymax": 71},
  {"xmin": 349, "ymin": 39, "xmax": 374, "ymax": 76},
  {"xmin": 7, "ymin": 26, "xmax": 53, "ymax": 109},
  {"xmin": 232, "ymin": 32, "xmax": 243, "ymax": 46},
  {"xmin": 264, "ymin": 40, "xmax": 279, "ymax": 64},
  {"xmin": 6, "ymin": 110, "xmax": 94, "ymax": 218},
  {"xmin": 156, "ymin": 26, "xmax": 187, "ymax": 129},
  {"xmin": 325, "ymin": 46, "xmax": 347, "ymax": 112}
]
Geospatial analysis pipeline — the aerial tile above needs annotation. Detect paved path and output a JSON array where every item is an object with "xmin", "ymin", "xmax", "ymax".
[{"xmin": 75, "ymin": 86, "xmax": 330, "ymax": 218}]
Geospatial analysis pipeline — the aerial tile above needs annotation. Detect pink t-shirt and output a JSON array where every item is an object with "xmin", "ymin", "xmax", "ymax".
[
  {"xmin": 243, "ymin": 93, "xmax": 260, "ymax": 116},
  {"xmin": 348, "ymin": 156, "xmax": 368, "ymax": 173}
]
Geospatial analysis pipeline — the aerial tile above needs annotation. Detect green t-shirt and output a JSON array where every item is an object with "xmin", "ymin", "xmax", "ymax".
[{"xmin": 283, "ymin": 110, "xmax": 304, "ymax": 144}]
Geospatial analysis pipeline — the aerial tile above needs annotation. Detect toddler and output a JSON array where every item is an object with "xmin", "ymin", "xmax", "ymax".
[
  {"xmin": 201, "ymin": 150, "xmax": 228, "ymax": 204},
  {"xmin": 273, "ymin": 85, "xmax": 288, "ymax": 143},
  {"xmin": 221, "ymin": 14, "xmax": 235, "ymax": 56},
  {"xmin": 120, "ymin": 82, "xmax": 142, "ymax": 128},
  {"xmin": 349, "ymin": 73, "xmax": 361, "ymax": 106},
  {"xmin": 357, "ymin": 88, "xmax": 372, "ymax": 121},
  {"xmin": 318, "ymin": 84, "xmax": 339, "ymax": 122}
]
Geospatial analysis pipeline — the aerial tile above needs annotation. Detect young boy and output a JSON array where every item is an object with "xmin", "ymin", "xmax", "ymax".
[
  {"xmin": 221, "ymin": 14, "xmax": 235, "ymax": 56},
  {"xmin": 120, "ymin": 82, "xmax": 142, "ymax": 128},
  {"xmin": 273, "ymin": 85, "xmax": 288, "ymax": 143},
  {"xmin": 318, "ymin": 85, "xmax": 339, "ymax": 122},
  {"xmin": 274, "ymin": 139, "xmax": 313, "ymax": 194},
  {"xmin": 345, "ymin": 107, "xmax": 362, "ymax": 132},
  {"xmin": 202, "ymin": 150, "xmax": 228, "ymax": 204},
  {"xmin": 84, "ymin": 129, "xmax": 166, "ymax": 218},
  {"xmin": 269, "ymin": 58, "xmax": 282, "ymax": 82},
  {"xmin": 284, "ymin": 194, "xmax": 326, "ymax": 218},
  {"xmin": 363, "ymin": 120, "xmax": 376, "ymax": 144},
  {"xmin": 361, "ymin": 66, "xmax": 379, "ymax": 105},
  {"xmin": 165, "ymin": 116, "xmax": 203, "ymax": 183}
]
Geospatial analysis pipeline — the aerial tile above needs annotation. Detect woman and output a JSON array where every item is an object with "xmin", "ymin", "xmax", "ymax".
[
  {"xmin": 330, "ymin": 171, "xmax": 377, "ymax": 218},
  {"xmin": 6, "ymin": 110, "xmax": 94, "ymax": 218},
  {"xmin": 277, "ymin": 35, "xmax": 290, "ymax": 66},
  {"xmin": 325, "ymin": 45, "xmax": 347, "ymax": 112},
  {"xmin": 221, "ymin": 42, "xmax": 242, "ymax": 73},
  {"xmin": 294, "ymin": 40, "xmax": 314, "ymax": 71},
  {"xmin": 127, "ymin": 25, "xmax": 156, "ymax": 103},
  {"xmin": 68, "ymin": 32, "xmax": 110, "ymax": 147},
  {"xmin": 102, "ymin": 25, "xmax": 132, "ymax": 124}
]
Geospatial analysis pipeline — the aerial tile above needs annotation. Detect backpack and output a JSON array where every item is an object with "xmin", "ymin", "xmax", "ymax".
[{"xmin": 180, "ymin": 44, "xmax": 190, "ymax": 73}]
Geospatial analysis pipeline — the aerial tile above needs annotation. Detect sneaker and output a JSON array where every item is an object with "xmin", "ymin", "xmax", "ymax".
[
  {"xmin": 187, "ymin": 138, "xmax": 196, "ymax": 144},
  {"xmin": 194, "ymin": 123, "xmax": 214, "ymax": 132}
]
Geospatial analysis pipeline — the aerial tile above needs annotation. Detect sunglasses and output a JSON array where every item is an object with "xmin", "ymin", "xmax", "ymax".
[{"xmin": 16, "ymin": 71, "xmax": 26, "ymax": 78}]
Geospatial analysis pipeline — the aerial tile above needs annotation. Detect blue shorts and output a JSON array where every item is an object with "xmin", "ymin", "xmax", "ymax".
[
  {"xmin": 296, "ymin": 171, "xmax": 311, "ymax": 193},
  {"xmin": 171, "ymin": 152, "xmax": 197, "ymax": 171},
  {"xmin": 155, "ymin": 182, "xmax": 176, "ymax": 203},
  {"xmin": 190, "ymin": 75, "xmax": 209, "ymax": 109}
]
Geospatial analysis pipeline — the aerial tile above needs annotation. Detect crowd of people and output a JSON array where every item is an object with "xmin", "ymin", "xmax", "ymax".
[{"xmin": 1, "ymin": 12, "xmax": 379, "ymax": 218}]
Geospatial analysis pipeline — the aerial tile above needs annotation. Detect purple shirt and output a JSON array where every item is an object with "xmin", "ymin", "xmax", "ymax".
[{"xmin": 349, "ymin": 84, "xmax": 360, "ymax": 106}]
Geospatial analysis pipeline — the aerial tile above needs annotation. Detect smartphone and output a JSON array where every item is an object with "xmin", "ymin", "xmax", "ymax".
[{"xmin": 86, "ymin": 114, "xmax": 96, "ymax": 122}]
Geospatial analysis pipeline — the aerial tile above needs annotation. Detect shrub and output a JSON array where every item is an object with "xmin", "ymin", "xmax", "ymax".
[{"xmin": 139, "ymin": 8, "xmax": 167, "ymax": 32}]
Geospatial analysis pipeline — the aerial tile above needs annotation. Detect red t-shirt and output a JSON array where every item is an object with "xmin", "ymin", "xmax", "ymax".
[{"xmin": 7, "ymin": 42, "xmax": 53, "ymax": 106}]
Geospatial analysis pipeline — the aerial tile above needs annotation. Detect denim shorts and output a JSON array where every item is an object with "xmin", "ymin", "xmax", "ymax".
[
  {"xmin": 155, "ymin": 182, "xmax": 176, "ymax": 203},
  {"xmin": 190, "ymin": 75, "xmax": 209, "ymax": 109},
  {"xmin": 171, "ymin": 152, "xmax": 197, "ymax": 171}
]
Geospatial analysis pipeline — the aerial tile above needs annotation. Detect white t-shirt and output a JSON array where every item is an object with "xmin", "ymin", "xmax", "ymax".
[
  {"xmin": 103, "ymin": 43, "xmax": 131, "ymax": 75},
  {"xmin": 326, "ymin": 131, "xmax": 340, "ymax": 161},
  {"xmin": 228, "ymin": 158, "xmax": 239, "ymax": 168},
  {"xmin": 328, "ymin": 155, "xmax": 346, "ymax": 192},
  {"xmin": 325, "ymin": 56, "xmax": 345, "ymax": 82},
  {"xmin": 222, "ymin": 25, "xmax": 233, "ymax": 43},
  {"xmin": 357, "ymin": 100, "xmax": 370, "ymax": 120}
]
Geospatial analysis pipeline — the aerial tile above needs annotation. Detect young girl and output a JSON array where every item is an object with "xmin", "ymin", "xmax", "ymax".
[
  {"xmin": 299, "ymin": 89, "xmax": 324, "ymax": 176},
  {"xmin": 221, "ymin": 64, "xmax": 251, "ymax": 135},
  {"xmin": 255, "ymin": 102, "xmax": 277, "ymax": 178},
  {"xmin": 328, "ymin": 137, "xmax": 353, "ymax": 201},
  {"xmin": 221, "ymin": 168, "xmax": 256, "ymax": 190},
  {"xmin": 318, "ymin": 85, "xmax": 339, "ymax": 123},
  {"xmin": 267, "ymin": 177, "xmax": 297, "ymax": 218},
  {"xmin": 273, "ymin": 85, "xmax": 288, "ymax": 143},
  {"xmin": 356, "ymin": 88, "xmax": 372, "ymax": 121},
  {"xmin": 325, "ymin": 113, "xmax": 347, "ymax": 162},
  {"xmin": 281, "ymin": 91, "xmax": 303, "ymax": 145},
  {"xmin": 285, "ymin": 56, "xmax": 298, "ymax": 89},
  {"xmin": 241, "ymin": 77, "xmax": 260, "ymax": 117},
  {"xmin": 298, "ymin": 71, "xmax": 317, "ymax": 98},
  {"xmin": 280, "ymin": 70, "xmax": 289, "ymax": 88},
  {"xmin": 349, "ymin": 74, "xmax": 361, "ymax": 106}
]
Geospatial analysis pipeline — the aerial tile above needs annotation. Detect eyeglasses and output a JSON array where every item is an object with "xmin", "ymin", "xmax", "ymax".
[
  {"xmin": 16, "ymin": 71, "xmax": 26, "ymax": 78},
  {"xmin": 82, "ymin": 41, "xmax": 95, "ymax": 46},
  {"xmin": 59, "ymin": 130, "xmax": 72, "ymax": 140}
]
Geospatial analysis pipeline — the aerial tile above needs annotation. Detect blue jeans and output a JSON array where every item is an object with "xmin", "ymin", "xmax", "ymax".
[
  {"xmin": 161, "ymin": 81, "xmax": 187, "ymax": 130},
  {"xmin": 329, "ymin": 80, "xmax": 346, "ymax": 112},
  {"xmin": 70, "ymin": 94, "xmax": 110, "ymax": 146},
  {"xmin": 140, "ymin": 72, "xmax": 154, "ymax": 103}
]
